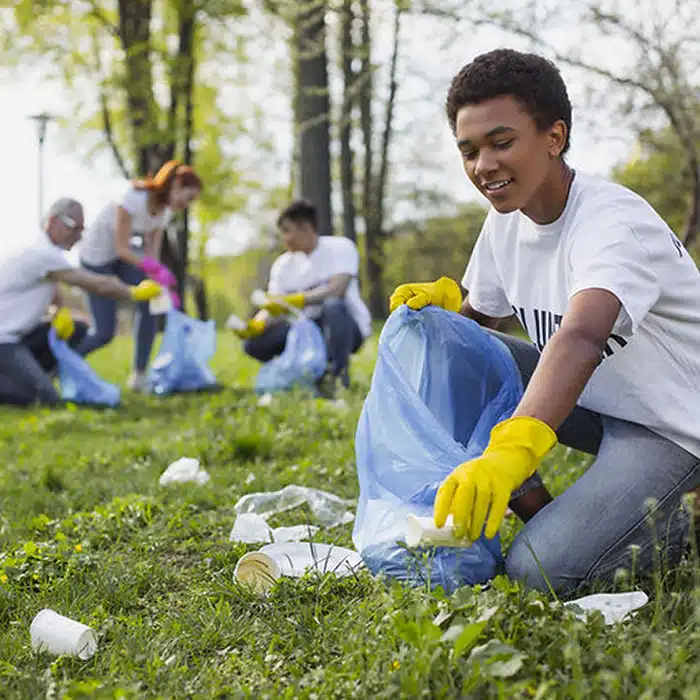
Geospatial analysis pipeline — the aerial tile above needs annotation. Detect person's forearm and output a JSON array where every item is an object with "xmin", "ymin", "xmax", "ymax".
[
  {"xmin": 115, "ymin": 245, "xmax": 143, "ymax": 268},
  {"xmin": 82, "ymin": 274, "xmax": 133, "ymax": 302},
  {"xmin": 512, "ymin": 326, "xmax": 603, "ymax": 430},
  {"xmin": 460, "ymin": 298, "xmax": 502, "ymax": 329}
]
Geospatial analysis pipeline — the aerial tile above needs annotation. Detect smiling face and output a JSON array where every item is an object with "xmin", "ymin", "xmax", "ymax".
[
  {"xmin": 278, "ymin": 218, "xmax": 317, "ymax": 253},
  {"xmin": 455, "ymin": 94, "xmax": 568, "ymax": 220},
  {"xmin": 47, "ymin": 205, "xmax": 85, "ymax": 250}
]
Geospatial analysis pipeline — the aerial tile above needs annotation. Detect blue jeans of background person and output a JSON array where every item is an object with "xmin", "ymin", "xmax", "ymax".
[
  {"xmin": 75, "ymin": 259, "xmax": 156, "ymax": 372},
  {"xmin": 244, "ymin": 298, "xmax": 363, "ymax": 386},
  {"xmin": 0, "ymin": 320, "xmax": 88, "ymax": 406},
  {"xmin": 493, "ymin": 330, "xmax": 700, "ymax": 595}
]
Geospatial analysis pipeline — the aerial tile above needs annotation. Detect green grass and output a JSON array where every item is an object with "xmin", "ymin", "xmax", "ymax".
[{"xmin": 0, "ymin": 333, "xmax": 698, "ymax": 698}]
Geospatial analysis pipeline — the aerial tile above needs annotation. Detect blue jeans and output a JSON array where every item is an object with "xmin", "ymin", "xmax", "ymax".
[
  {"xmin": 244, "ymin": 298, "xmax": 363, "ymax": 386},
  {"xmin": 0, "ymin": 321, "xmax": 88, "ymax": 406},
  {"xmin": 493, "ymin": 330, "xmax": 700, "ymax": 594},
  {"xmin": 75, "ymin": 259, "xmax": 156, "ymax": 372}
]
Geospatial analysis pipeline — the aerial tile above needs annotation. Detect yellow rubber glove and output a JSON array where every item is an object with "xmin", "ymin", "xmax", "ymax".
[
  {"xmin": 234, "ymin": 318, "xmax": 266, "ymax": 340},
  {"xmin": 262, "ymin": 292, "xmax": 305, "ymax": 316},
  {"xmin": 434, "ymin": 416, "xmax": 557, "ymax": 541},
  {"xmin": 389, "ymin": 277, "xmax": 462, "ymax": 314},
  {"xmin": 130, "ymin": 280, "xmax": 162, "ymax": 302},
  {"xmin": 52, "ymin": 307, "xmax": 75, "ymax": 340}
]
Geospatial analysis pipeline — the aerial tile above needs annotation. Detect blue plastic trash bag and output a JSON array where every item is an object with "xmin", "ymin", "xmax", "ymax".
[
  {"xmin": 255, "ymin": 317, "xmax": 327, "ymax": 394},
  {"xmin": 353, "ymin": 306, "xmax": 524, "ymax": 592},
  {"xmin": 149, "ymin": 310, "xmax": 218, "ymax": 396},
  {"xmin": 48, "ymin": 329, "xmax": 121, "ymax": 407}
]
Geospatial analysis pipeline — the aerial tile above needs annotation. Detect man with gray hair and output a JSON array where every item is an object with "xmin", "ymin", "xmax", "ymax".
[{"xmin": 0, "ymin": 197, "xmax": 163, "ymax": 406}]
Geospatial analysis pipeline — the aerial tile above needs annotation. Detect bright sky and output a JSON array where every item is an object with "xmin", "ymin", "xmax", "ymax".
[{"xmin": 0, "ymin": 8, "xmax": 636, "ymax": 258}]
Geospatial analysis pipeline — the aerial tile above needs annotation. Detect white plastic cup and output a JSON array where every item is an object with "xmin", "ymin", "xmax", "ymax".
[
  {"xmin": 149, "ymin": 290, "xmax": 172, "ymax": 315},
  {"xmin": 30, "ymin": 609, "xmax": 98, "ymax": 659},
  {"xmin": 225, "ymin": 313, "xmax": 247, "ymax": 332},
  {"xmin": 405, "ymin": 514, "xmax": 472, "ymax": 549},
  {"xmin": 250, "ymin": 289, "xmax": 268, "ymax": 308},
  {"xmin": 233, "ymin": 552, "xmax": 281, "ymax": 594}
]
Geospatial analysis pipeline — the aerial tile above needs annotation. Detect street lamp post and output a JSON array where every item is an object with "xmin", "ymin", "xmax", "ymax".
[{"xmin": 28, "ymin": 112, "xmax": 56, "ymax": 225}]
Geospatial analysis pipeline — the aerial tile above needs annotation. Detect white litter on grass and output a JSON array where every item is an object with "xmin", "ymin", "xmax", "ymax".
[
  {"xmin": 257, "ymin": 393, "xmax": 274, "ymax": 407},
  {"xmin": 565, "ymin": 591, "xmax": 649, "ymax": 625},
  {"xmin": 159, "ymin": 457, "xmax": 210, "ymax": 486},
  {"xmin": 30, "ymin": 609, "xmax": 98, "ymax": 660},
  {"xmin": 272, "ymin": 524, "xmax": 319, "ymax": 543},
  {"xmin": 234, "ymin": 485, "xmax": 354, "ymax": 528},
  {"xmin": 229, "ymin": 513, "xmax": 272, "ymax": 544},
  {"xmin": 234, "ymin": 542, "xmax": 364, "ymax": 593}
]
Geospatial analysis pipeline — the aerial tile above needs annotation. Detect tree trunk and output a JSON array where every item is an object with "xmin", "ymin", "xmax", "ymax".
[
  {"xmin": 293, "ymin": 0, "xmax": 333, "ymax": 235},
  {"xmin": 117, "ymin": 0, "xmax": 161, "ymax": 175},
  {"xmin": 339, "ymin": 0, "xmax": 356, "ymax": 242},
  {"xmin": 359, "ymin": 0, "xmax": 401, "ymax": 320}
]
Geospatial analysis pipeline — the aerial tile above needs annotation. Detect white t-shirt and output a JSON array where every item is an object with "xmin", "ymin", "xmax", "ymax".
[
  {"xmin": 463, "ymin": 172, "xmax": 700, "ymax": 458},
  {"xmin": 268, "ymin": 235, "xmax": 372, "ymax": 338},
  {"xmin": 80, "ymin": 188, "xmax": 171, "ymax": 266},
  {"xmin": 0, "ymin": 234, "xmax": 75, "ymax": 344}
]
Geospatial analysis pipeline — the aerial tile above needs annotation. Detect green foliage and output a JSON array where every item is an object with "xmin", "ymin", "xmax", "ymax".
[
  {"xmin": 0, "ymin": 335, "xmax": 698, "ymax": 697},
  {"xmin": 382, "ymin": 202, "xmax": 487, "ymax": 291}
]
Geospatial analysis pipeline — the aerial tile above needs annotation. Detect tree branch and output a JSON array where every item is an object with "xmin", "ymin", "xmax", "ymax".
[{"xmin": 85, "ymin": 0, "xmax": 119, "ymax": 37}]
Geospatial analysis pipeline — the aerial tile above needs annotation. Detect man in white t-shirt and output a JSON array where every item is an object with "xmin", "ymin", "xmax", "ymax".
[
  {"xmin": 235, "ymin": 200, "xmax": 371, "ymax": 394},
  {"xmin": 389, "ymin": 49, "xmax": 700, "ymax": 593},
  {"xmin": 0, "ymin": 198, "xmax": 162, "ymax": 406}
]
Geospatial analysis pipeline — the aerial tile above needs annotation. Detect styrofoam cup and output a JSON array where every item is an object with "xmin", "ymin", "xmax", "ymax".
[
  {"xmin": 234, "ymin": 552, "xmax": 281, "ymax": 594},
  {"xmin": 30, "ymin": 609, "xmax": 98, "ymax": 659}
]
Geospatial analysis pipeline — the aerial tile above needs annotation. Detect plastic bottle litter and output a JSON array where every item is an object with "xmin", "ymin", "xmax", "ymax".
[
  {"xmin": 234, "ymin": 485, "xmax": 354, "ymax": 529},
  {"xmin": 234, "ymin": 542, "xmax": 363, "ymax": 593},
  {"xmin": 250, "ymin": 289, "xmax": 269, "ymax": 308},
  {"xmin": 565, "ymin": 591, "xmax": 649, "ymax": 625},
  {"xmin": 404, "ymin": 514, "xmax": 472, "ymax": 549},
  {"xmin": 159, "ymin": 457, "xmax": 210, "ymax": 486},
  {"xmin": 30, "ymin": 609, "xmax": 98, "ymax": 660}
]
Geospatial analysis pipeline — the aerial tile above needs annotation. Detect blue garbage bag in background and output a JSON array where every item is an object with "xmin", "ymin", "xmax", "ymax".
[
  {"xmin": 48, "ymin": 329, "xmax": 121, "ymax": 407},
  {"xmin": 255, "ymin": 317, "xmax": 327, "ymax": 394},
  {"xmin": 149, "ymin": 310, "xmax": 218, "ymax": 395},
  {"xmin": 353, "ymin": 306, "xmax": 523, "ymax": 592}
]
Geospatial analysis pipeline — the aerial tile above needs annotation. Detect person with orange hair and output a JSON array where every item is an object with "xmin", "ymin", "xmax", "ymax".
[{"xmin": 76, "ymin": 161, "xmax": 202, "ymax": 391}]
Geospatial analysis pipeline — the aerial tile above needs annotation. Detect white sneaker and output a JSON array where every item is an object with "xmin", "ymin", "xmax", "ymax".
[{"xmin": 127, "ymin": 372, "xmax": 152, "ymax": 394}]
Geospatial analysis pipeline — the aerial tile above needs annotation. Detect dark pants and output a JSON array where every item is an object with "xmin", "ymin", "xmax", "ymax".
[
  {"xmin": 0, "ymin": 321, "xmax": 88, "ymax": 406},
  {"xmin": 244, "ymin": 298, "xmax": 364, "ymax": 386},
  {"xmin": 75, "ymin": 259, "xmax": 156, "ymax": 372}
]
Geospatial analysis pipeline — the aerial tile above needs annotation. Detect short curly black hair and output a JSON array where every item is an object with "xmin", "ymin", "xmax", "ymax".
[
  {"xmin": 446, "ymin": 48, "xmax": 572, "ymax": 154},
  {"xmin": 277, "ymin": 199, "xmax": 318, "ymax": 229}
]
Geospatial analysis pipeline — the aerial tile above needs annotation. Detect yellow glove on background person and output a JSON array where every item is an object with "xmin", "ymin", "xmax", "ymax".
[
  {"xmin": 234, "ymin": 318, "xmax": 266, "ymax": 340},
  {"xmin": 52, "ymin": 307, "xmax": 75, "ymax": 340},
  {"xmin": 389, "ymin": 277, "xmax": 462, "ymax": 314},
  {"xmin": 262, "ymin": 292, "xmax": 305, "ymax": 316},
  {"xmin": 130, "ymin": 280, "xmax": 162, "ymax": 302},
  {"xmin": 434, "ymin": 416, "xmax": 557, "ymax": 541}
]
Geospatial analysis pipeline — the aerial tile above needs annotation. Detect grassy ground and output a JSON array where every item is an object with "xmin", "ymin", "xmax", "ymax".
[{"xmin": 0, "ymin": 332, "xmax": 698, "ymax": 699}]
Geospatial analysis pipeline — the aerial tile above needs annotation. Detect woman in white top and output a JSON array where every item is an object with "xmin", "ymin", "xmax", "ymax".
[{"xmin": 76, "ymin": 161, "xmax": 202, "ymax": 390}]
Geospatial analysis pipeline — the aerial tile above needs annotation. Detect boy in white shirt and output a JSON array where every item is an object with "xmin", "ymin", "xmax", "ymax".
[
  {"xmin": 0, "ymin": 198, "xmax": 161, "ymax": 406},
  {"xmin": 235, "ymin": 200, "xmax": 372, "ymax": 394},
  {"xmin": 390, "ymin": 49, "xmax": 700, "ymax": 593}
]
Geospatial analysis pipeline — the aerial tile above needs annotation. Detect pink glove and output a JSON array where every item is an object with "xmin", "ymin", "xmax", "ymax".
[{"xmin": 140, "ymin": 256, "xmax": 177, "ymax": 288}]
